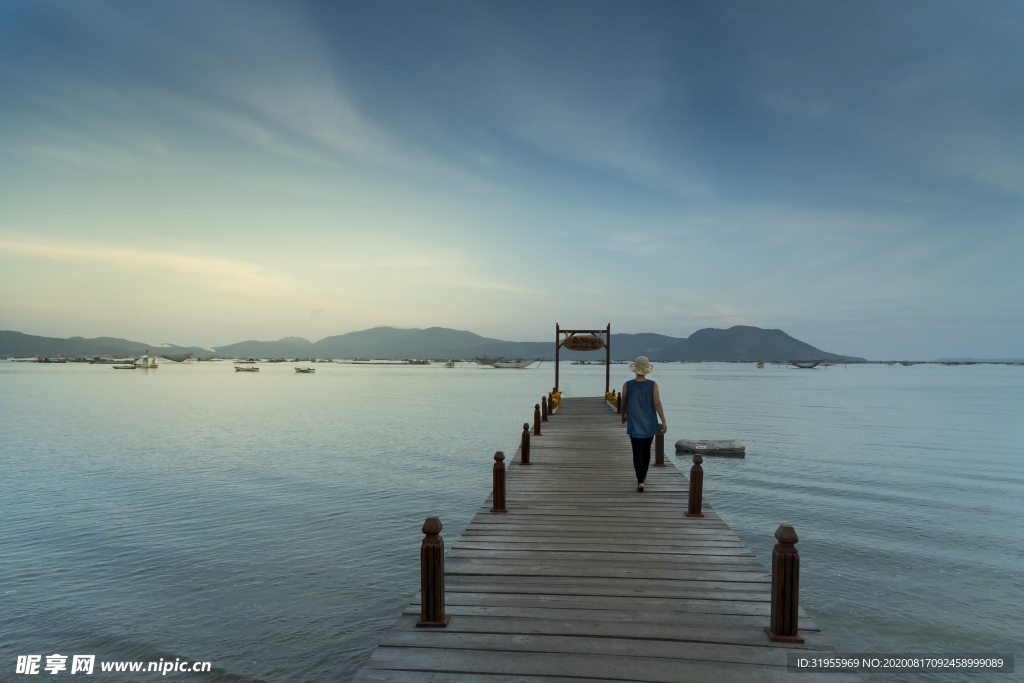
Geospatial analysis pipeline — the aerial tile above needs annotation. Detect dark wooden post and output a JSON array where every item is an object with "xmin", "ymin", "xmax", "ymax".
[
  {"xmin": 541, "ymin": 396, "xmax": 549, "ymax": 421},
  {"xmin": 765, "ymin": 525, "xmax": 805, "ymax": 643},
  {"xmin": 490, "ymin": 451, "xmax": 507, "ymax": 512},
  {"xmin": 533, "ymin": 404, "xmax": 541, "ymax": 436},
  {"xmin": 654, "ymin": 430, "xmax": 665, "ymax": 466},
  {"xmin": 520, "ymin": 423, "xmax": 531, "ymax": 465},
  {"xmin": 605, "ymin": 322, "xmax": 611, "ymax": 395},
  {"xmin": 416, "ymin": 516, "xmax": 451, "ymax": 627},
  {"xmin": 616, "ymin": 391, "xmax": 622, "ymax": 415},
  {"xmin": 554, "ymin": 323, "xmax": 560, "ymax": 392},
  {"xmin": 685, "ymin": 454, "xmax": 704, "ymax": 518}
]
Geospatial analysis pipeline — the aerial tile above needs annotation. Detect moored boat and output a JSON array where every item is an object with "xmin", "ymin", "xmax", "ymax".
[
  {"xmin": 294, "ymin": 367, "xmax": 315, "ymax": 373},
  {"xmin": 135, "ymin": 352, "xmax": 158, "ymax": 369},
  {"xmin": 494, "ymin": 359, "xmax": 538, "ymax": 368},
  {"xmin": 112, "ymin": 351, "xmax": 158, "ymax": 369},
  {"xmin": 675, "ymin": 439, "xmax": 746, "ymax": 457},
  {"xmin": 474, "ymin": 357, "xmax": 539, "ymax": 368}
]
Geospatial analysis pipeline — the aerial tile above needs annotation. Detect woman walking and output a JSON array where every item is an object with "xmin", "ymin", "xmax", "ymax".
[{"xmin": 621, "ymin": 356, "xmax": 668, "ymax": 492}]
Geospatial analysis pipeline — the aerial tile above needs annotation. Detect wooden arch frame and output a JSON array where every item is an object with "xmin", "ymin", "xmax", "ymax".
[{"xmin": 554, "ymin": 323, "xmax": 611, "ymax": 394}]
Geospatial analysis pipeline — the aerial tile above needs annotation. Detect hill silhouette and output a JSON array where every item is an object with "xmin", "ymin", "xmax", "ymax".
[{"xmin": 1, "ymin": 326, "xmax": 863, "ymax": 362}]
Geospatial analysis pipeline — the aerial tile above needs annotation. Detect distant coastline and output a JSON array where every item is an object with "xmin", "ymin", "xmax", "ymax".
[
  {"xmin": 1, "ymin": 325, "xmax": 872, "ymax": 364},
  {"xmin": 10, "ymin": 327, "xmax": 1018, "ymax": 365},
  {"xmin": 11, "ymin": 326, "xmax": 1017, "ymax": 365}
]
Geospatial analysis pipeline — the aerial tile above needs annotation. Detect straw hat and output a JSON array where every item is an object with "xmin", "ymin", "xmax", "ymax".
[{"xmin": 629, "ymin": 356, "xmax": 654, "ymax": 375}]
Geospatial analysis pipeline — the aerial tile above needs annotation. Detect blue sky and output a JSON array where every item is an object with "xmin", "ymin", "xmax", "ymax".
[{"xmin": 1, "ymin": 0, "xmax": 1022, "ymax": 359}]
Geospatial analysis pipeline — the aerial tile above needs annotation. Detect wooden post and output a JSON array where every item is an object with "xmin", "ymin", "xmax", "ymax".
[
  {"xmin": 605, "ymin": 322, "xmax": 611, "ymax": 395},
  {"xmin": 520, "ymin": 423, "xmax": 531, "ymax": 465},
  {"xmin": 765, "ymin": 525, "xmax": 805, "ymax": 643},
  {"xmin": 490, "ymin": 451, "xmax": 507, "ymax": 513},
  {"xmin": 554, "ymin": 323, "xmax": 560, "ymax": 392},
  {"xmin": 416, "ymin": 516, "xmax": 451, "ymax": 627},
  {"xmin": 685, "ymin": 454, "xmax": 704, "ymax": 517},
  {"xmin": 654, "ymin": 430, "xmax": 665, "ymax": 466},
  {"xmin": 541, "ymin": 396, "xmax": 549, "ymax": 421},
  {"xmin": 616, "ymin": 390, "xmax": 622, "ymax": 415},
  {"xmin": 533, "ymin": 404, "xmax": 542, "ymax": 436}
]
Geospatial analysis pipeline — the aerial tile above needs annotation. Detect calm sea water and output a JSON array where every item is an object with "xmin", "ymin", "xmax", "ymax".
[{"xmin": 1, "ymin": 360, "xmax": 1021, "ymax": 681}]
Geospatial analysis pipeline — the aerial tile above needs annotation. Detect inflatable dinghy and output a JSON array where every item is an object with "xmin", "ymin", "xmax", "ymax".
[{"xmin": 675, "ymin": 439, "xmax": 746, "ymax": 457}]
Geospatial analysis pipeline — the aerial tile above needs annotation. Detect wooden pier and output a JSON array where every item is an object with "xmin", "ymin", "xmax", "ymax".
[{"xmin": 355, "ymin": 396, "xmax": 853, "ymax": 682}]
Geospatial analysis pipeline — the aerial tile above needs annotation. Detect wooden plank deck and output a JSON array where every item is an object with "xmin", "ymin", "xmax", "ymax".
[{"xmin": 355, "ymin": 397, "xmax": 854, "ymax": 682}]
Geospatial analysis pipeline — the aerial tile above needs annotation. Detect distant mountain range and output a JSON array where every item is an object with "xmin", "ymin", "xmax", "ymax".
[{"xmin": 0, "ymin": 326, "xmax": 864, "ymax": 362}]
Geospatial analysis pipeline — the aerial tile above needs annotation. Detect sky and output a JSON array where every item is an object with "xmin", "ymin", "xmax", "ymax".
[{"xmin": 1, "ymin": 0, "xmax": 1022, "ymax": 360}]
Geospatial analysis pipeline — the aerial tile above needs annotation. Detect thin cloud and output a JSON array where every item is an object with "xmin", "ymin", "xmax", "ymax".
[
  {"xmin": 309, "ymin": 251, "xmax": 537, "ymax": 296},
  {"xmin": 0, "ymin": 237, "xmax": 293, "ymax": 294}
]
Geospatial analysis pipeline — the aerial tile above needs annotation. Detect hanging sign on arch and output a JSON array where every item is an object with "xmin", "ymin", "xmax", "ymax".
[{"xmin": 562, "ymin": 334, "xmax": 605, "ymax": 352}]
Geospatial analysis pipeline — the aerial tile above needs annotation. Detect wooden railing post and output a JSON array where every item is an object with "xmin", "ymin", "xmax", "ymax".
[
  {"xmin": 654, "ymin": 430, "xmax": 665, "ymax": 466},
  {"xmin": 616, "ymin": 391, "xmax": 622, "ymax": 414},
  {"xmin": 533, "ymin": 404, "xmax": 542, "ymax": 436},
  {"xmin": 521, "ymin": 423, "xmax": 531, "ymax": 465},
  {"xmin": 416, "ymin": 516, "xmax": 451, "ymax": 627},
  {"xmin": 684, "ymin": 454, "xmax": 704, "ymax": 518},
  {"xmin": 765, "ymin": 525, "xmax": 805, "ymax": 643},
  {"xmin": 541, "ymin": 396, "xmax": 549, "ymax": 421},
  {"xmin": 490, "ymin": 451, "xmax": 507, "ymax": 513}
]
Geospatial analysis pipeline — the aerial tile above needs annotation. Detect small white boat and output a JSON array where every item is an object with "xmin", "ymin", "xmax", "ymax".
[
  {"xmin": 136, "ymin": 352, "xmax": 158, "ymax": 369},
  {"xmin": 495, "ymin": 359, "xmax": 538, "ymax": 368},
  {"xmin": 113, "ymin": 351, "xmax": 158, "ymax": 369},
  {"xmin": 675, "ymin": 439, "xmax": 746, "ymax": 457},
  {"xmin": 474, "ymin": 357, "xmax": 539, "ymax": 369},
  {"xmin": 294, "ymin": 367, "xmax": 315, "ymax": 373},
  {"xmin": 234, "ymin": 364, "xmax": 259, "ymax": 372}
]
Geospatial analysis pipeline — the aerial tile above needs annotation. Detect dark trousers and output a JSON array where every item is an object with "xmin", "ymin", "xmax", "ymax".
[{"xmin": 630, "ymin": 436, "xmax": 653, "ymax": 483}]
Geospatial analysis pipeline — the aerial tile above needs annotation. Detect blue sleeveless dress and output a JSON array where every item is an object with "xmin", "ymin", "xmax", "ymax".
[{"xmin": 625, "ymin": 379, "xmax": 659, "ymax": 438}]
